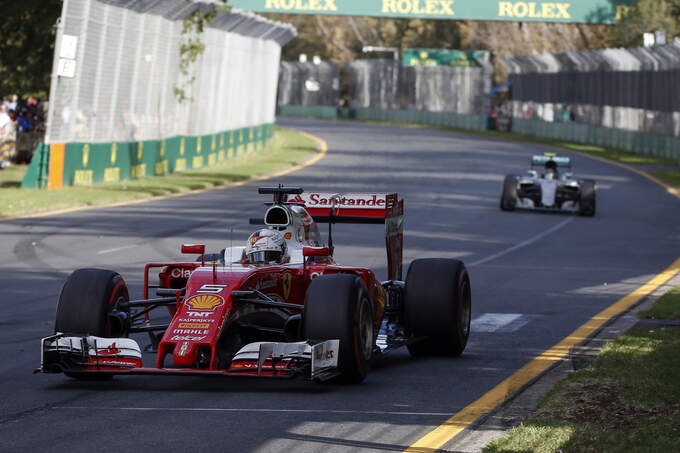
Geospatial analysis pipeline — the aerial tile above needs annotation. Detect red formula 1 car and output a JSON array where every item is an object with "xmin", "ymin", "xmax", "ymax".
[{"xmin": 38, "ymin": 186, "xmax": 471, "ymax": 384}]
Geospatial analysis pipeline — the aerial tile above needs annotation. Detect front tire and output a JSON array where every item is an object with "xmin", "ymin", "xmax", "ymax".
[
  {"xmin": 55, "ymin": 269, "xmax": 130, "ymax": 380},
  {"xmin": 500, "ymin": 175, "xmax": 518, "ymax": 211},
  {"xmin": 303, "ymin": 274, "xmax": 374, "ymax": 384},
  {"xmin": 404, "ymin": 259, "xmax": 471, "ymax": 357},
  {"xmin": 579, "ymin": 180, "xmax": 596, "ymax": 217},
  {"xmin": 55, "ymin": 268, "xmax": 130, "ymax": 337}
]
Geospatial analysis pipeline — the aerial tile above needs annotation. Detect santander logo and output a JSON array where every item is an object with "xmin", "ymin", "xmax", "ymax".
[{"xmin": 289, "ymin": 193, "xmax": 387, "ymax": 209}]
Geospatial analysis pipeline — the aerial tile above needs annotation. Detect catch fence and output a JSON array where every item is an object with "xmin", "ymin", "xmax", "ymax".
[
  {"xmin": 502, "ymin": 39, "xmax": 680, "ymax": 137},
  {"xmin": 278, "ymin": 61, "xmax": 339, "ymax": 106},
  {"xmin": 23, "ymin": 0, "xmax": 296, "ymax": 188},
  {"xmin": 347, "ymin": 60, "xmax": 490, "ymax": 114}
]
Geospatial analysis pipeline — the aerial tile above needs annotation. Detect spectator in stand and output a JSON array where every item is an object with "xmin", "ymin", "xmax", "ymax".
[
  {"xmin": 4, "ymin": 95, "xmax": 18, "ymax": 111},
  {"xmin": 0, "ymin": 104, "xmax": 12, "ymax": 135},
  {"xmin": 16, "ymin": 108, "xmax": 34, "ymax": 132}
]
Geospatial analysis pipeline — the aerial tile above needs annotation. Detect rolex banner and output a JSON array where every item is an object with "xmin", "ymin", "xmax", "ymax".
[{"xmin": 230, "ymin": 0, "xmax": 633, "ymax": 23}]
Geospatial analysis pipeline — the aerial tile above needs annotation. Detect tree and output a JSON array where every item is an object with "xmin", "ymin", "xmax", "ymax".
[
  {"xmin": 611, "ymin": 0, "xmax": 680, "ymax": 47},
  {"xmin": 0, "ymin": 0, "xmax": 63, "ymax": 99}
]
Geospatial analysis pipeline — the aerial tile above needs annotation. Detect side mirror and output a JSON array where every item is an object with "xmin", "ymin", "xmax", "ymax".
[
  {"xmin": 181, "ymin": 244, "xmax": 205, "ymax": 255},
  {"xmin": 182, "ymin": 244, "xmax": 205, "ymax": 266},
  {"xmin": 303, "ymin": 246, "xmax": 330, "ymax": 257}
]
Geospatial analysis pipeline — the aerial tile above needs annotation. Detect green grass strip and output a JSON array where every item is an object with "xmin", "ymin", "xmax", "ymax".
[
  {"xmin": 0, "ymin": 127, "xmax": 317, "ymax": 219},
  {"xmin": 484, "ymin": 304, "xmax": 680, "ymax": 452},
  {"xmin": 639, "ymin": 285, "xmax": 680, "ymax": 320}
]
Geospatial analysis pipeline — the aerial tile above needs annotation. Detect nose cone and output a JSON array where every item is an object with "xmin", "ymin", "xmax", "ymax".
[{"xmin": 173, "ymin": 341, "xmax": 199, "ymax": 366}]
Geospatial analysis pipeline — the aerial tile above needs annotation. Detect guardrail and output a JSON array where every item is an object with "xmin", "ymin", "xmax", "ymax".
[
  {"xmin": 511, "ymin": 118, "xmax": 680, "ymax": 165},
  {"xmin": 278, "ymin": 105, "xmax": 489, "ymax": 131}
]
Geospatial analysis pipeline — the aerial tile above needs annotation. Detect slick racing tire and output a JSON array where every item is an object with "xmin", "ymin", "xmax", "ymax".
[
  {"xmin": 55, "ymin": 269, "xmax": 130, "ymax": 338},
  {"xmin": 500, "ymin": 175, "xmax": 518, "ymax": 211},
  {"xmin": 579, "ymin": 180, "xmax": 596, "ymax": 217},
  {"xmin": 404, "ymin": 259, "xmax": 471, "ymax": 357},
  {"xmin": 303, "ymin": 274, "xmax": 374, "ymax": 384}
]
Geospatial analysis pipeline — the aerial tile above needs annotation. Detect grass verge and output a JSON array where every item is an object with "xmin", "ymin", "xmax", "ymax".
[
  {"xmin": 0, "ymin": 127, "xmax": 318, "ymax": 219},
  {"xmin": 483, "ymin": 284, "xmax": 680, "ymax": 453},
  {"xmin": 639, "ymin": 285, "xmax": 680, "ymax": 320}
]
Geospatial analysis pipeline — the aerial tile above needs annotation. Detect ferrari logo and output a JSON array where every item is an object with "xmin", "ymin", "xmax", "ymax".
[
  {"xmin": 282, "ymin": 272, "xmax": 292, "ymax": 300},
  {"xmin": 180, "ymin": 138, "xmax": 185, "ymax": 156},
  {"xmin": 160, "ymin": 140, "xmax": 165, "ymax": 157},
  {"xmin": 137, "ymin": 142, "xmax": 143, "ymax": 161},
  {"xmin": 110, "ymin": 143, "xmax": 117, "ymax": 164}
]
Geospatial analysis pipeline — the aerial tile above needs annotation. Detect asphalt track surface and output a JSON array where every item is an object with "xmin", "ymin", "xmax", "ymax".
[{"xmin": 1, "ymin": 117, "xmax": 679, "ymax": 452}]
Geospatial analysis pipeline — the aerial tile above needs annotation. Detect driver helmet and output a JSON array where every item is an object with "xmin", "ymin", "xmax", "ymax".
[
  {"xmin": 544, "ymin": 160, "xmax": 558, "ymax": 180},
  {"xmin": 245, "ymin": 229, "xmax": 288, "ymax": 264}
]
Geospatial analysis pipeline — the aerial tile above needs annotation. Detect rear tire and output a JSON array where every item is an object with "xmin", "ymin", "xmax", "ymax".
[
  {"xmin": 500, "ymin": 175, "xmax": 518, "ymax": 211},
  {"xmin": 579, "ymin": 180, "xmax": 596, "ymax": 217},
  {"xmin": 303, "ymin": 274, "xmax": 374, "ymax": 384},
  {"xmin": 404, "ymin": 259, "xmax": 471, "ymax": 357}
]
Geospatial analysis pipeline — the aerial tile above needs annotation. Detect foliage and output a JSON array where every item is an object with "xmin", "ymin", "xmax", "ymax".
[
  {"xmin": 175, "ymin": 1, "xmax": 230, "ymax": 103},
  {"xmin": 266, "ymin": 15, "xmax": 612, "ymax": 83},
  {"xmin": 610, "ymin": 0, "xmax": 680, "ymax": 47},
  {"xmin": 0, "ymin": 0, "xmax": 62, "ymax": 100}
]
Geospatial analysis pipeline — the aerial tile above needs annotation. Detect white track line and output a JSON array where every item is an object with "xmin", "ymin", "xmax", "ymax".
[
  {"xmin": 53, "ymin": 406, "xmax": 451, "ymax": 416},
  {"xmin": 97, "ymin": 244, "xmax": 138, "ymax": 254},
  {"xmin": 469, "ymin": 217, "xmax": 574, "ymax": 267}
]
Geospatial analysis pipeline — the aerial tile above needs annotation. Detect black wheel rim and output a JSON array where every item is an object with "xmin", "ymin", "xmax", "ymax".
[
  {"xmin": 358, "ymin": 297, "xmax": 373, "ymax": 361},
  {"xmin": 460, "ymin": 280, "xmax": 471, "ymax": 337}
]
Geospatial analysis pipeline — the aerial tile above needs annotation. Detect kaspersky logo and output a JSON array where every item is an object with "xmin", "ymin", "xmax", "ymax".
[{"xmin": 185, "ymin": 295, "xmax": 223, "ymax": 310}]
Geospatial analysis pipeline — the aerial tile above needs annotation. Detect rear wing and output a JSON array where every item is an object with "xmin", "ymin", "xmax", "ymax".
[
  {"xmin": 531, "ymin": 154, "xmax": 571, "ymax": 168},
  {"xmin": 288, "ymin": 192, "xmax": 398, "ymax": 223},
  {"xmin": 290, "ymin": 192, "xmax": 404, "ymax": 281},
  {"xmin": 258, "ymin": 187, "xmax": 404, "ymax": 281}
]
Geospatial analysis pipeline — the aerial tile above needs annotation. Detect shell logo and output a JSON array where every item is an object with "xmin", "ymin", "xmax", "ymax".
[{"xmin": 186, "ymin": 295, "xmax": 223, "ymax": 310}]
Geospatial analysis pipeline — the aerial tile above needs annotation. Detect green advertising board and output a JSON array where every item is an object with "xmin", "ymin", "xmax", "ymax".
[
  {"xmin": 402, "ymin": 49, "xmax": 486, "ymax": 67},
  {"xmin": 21, "ymin": 123, "xmax": 277, "ymax": 189},
  {"xmin": 230, "ymin": 0, "xmax": 633, "ymax": 23}
]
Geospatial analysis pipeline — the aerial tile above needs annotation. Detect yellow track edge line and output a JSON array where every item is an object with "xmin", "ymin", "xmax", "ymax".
[
  {"xmin": 406, "ymin": 256, "xmax": 680, "ymax": 452},
  {"xmin": 1, "ymin": 129, "xmax": 328, "ymax": 222}
]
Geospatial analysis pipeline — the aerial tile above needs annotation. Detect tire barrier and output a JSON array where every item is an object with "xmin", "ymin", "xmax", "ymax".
[{"xmin": 0, "ymin": 137, "xmax": 16, "ymax": 167}]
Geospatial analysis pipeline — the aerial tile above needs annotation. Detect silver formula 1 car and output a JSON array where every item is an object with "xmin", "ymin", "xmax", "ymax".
[{"xmin": 500, "ymin": 154, "xmax": 596, "ymax": 216}]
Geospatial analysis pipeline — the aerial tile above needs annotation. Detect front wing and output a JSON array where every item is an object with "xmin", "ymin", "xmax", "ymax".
[{"xmin": 38, "ymin": 334, "xmax": 340, "ymax": 382}]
